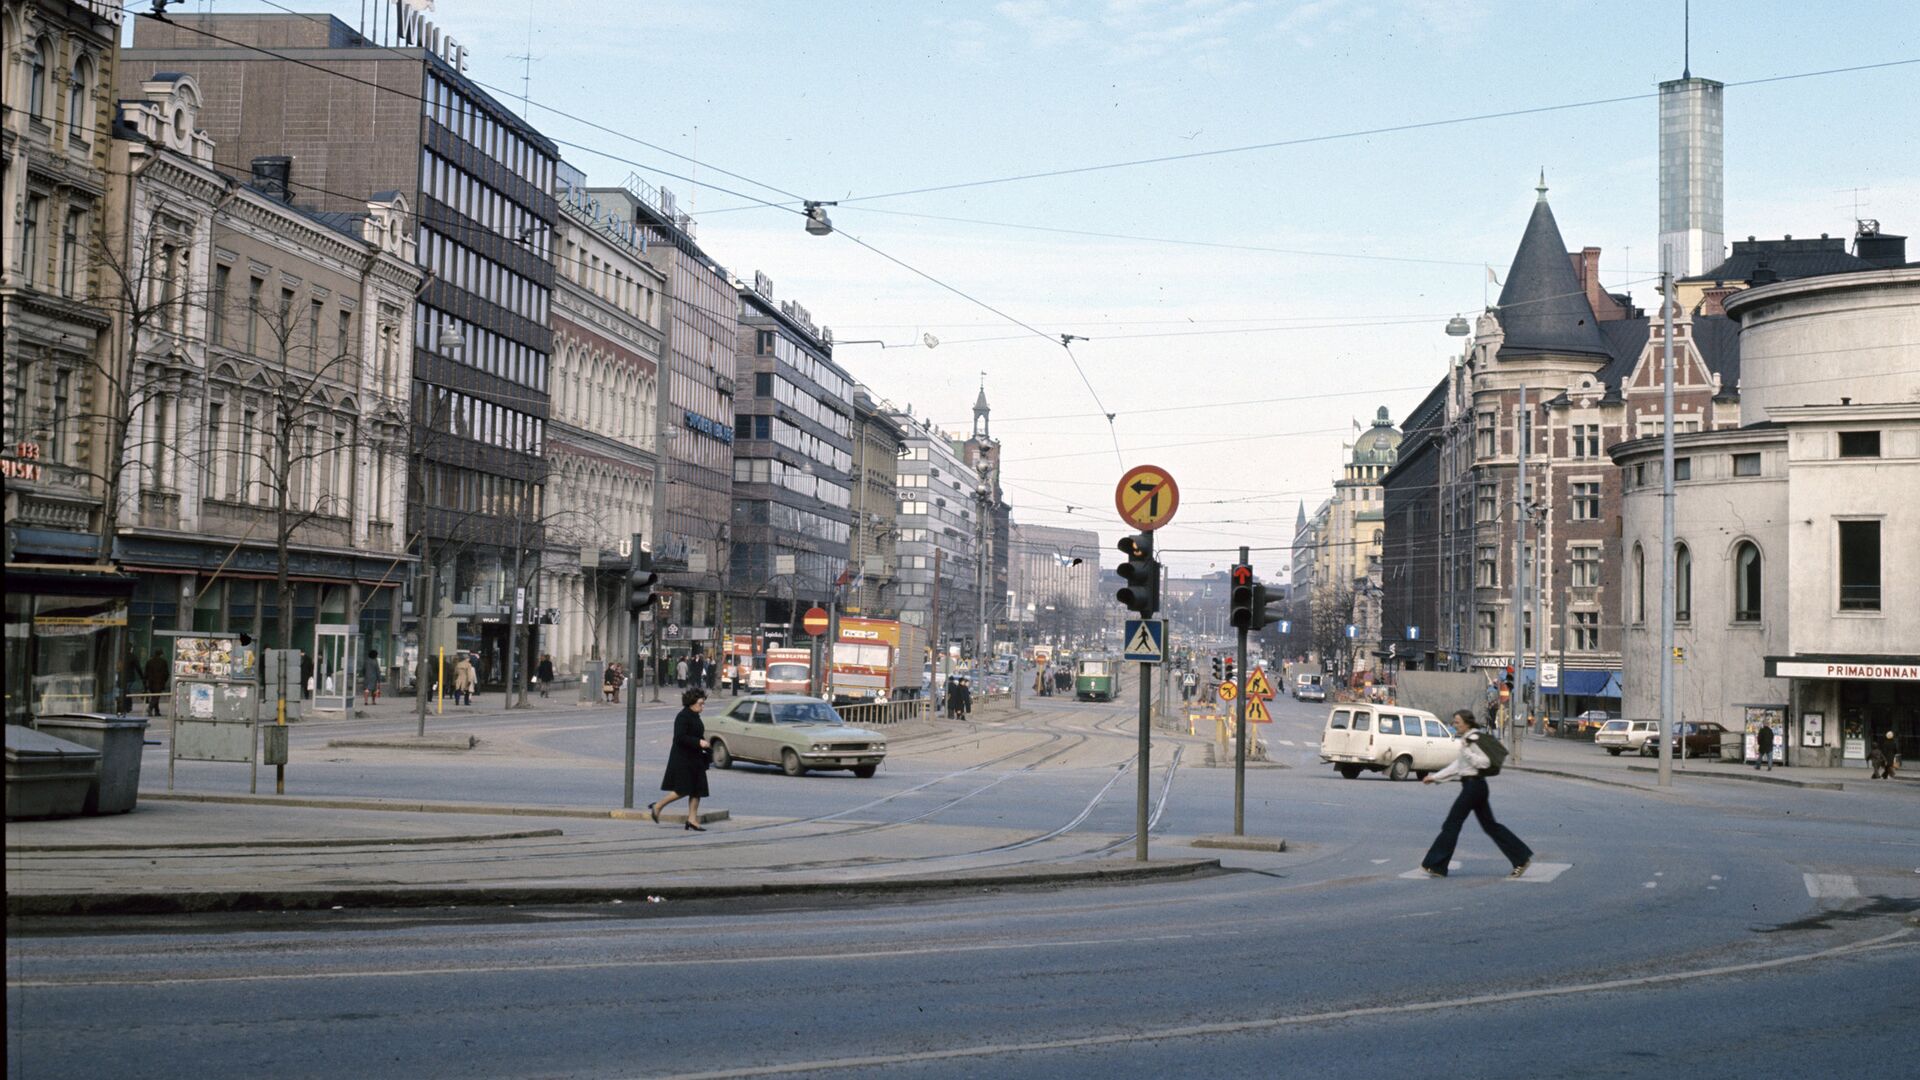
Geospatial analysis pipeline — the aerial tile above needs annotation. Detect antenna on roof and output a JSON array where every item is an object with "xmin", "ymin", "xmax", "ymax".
[{"xmin": 1683, "ymin": 0, "xmax": 1691, "ymax": 79}]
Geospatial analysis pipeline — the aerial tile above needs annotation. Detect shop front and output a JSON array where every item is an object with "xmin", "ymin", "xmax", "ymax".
[
  {"xmin": 4, "ymin": 562, "xmax": 137, "ymax": 725},
  {"xmin": 1766, "ymin": 655, "xmax": 1920, "ymax": 768}
]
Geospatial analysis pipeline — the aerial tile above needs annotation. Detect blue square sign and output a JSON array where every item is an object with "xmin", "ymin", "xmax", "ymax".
[{"xmin": 1122, "ymin": 618, "xmax": 1166, "ymax": 662}]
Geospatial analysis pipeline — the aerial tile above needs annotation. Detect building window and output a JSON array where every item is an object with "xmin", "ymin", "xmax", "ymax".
[
  {"xmin": 246, "ymin": 277, "xmax": 263, "ymax": 352},
  {"xmin": 210, "ymin": 265, "xmax": 230, "ymax": 345},
  {"xmin": 21, "ymin": 195, "xmax": 45, "ymax": 283},
  {"xmin": 1632, "ymin": 542, "xmax": 1645, "ymax": 623},
  {"xmin": 58, "ymin": 209, "xmax": 83, "ymax": 295},
  {"xmin": 1572, "ymin": 423, "xmax": 1600, "ymax": 459},
  {"xmin": 29, "ymin": 39, "xmax": 50, "ymax": 119},
  {"xmin": 1475, "ymin": 483, "xmax": 1497, "ymax": 524},
  {"xmin": 68, "ymin": 55, "xmax": 93, "ymax": 143},
  {"xmin": 1838, "ymin": 431, "xmax": 1881, "ymax": 458},
  {"xmin": 1734, "ymin": 541, "xmax": 1762, "ymax": 622},
  {"xmin": 1570, "ymin": 481, "xmax": 1601, "ymax": 520},
  {"xmin": 1571, "ymin": 545, "xmax": 1601, "ymax": 587},
  {"xmin": 1673, "ymin": 457, "xmax": 1691, "ymax": 481},
  {"xmin": 1475, "ymin": 412, "xmax": 1496, "ymax": 457},
  {"xmin": 1838, "ymin": 520, "xmax": 1881, "ymax": 611},
  {"xmin": 1674, "ymin": 542, "xmax": 1692, "ymax": 622},
  {"xmin": 1477, "ymin": 610, "xmax": 1497, "ymax": 651},
  {"xmin": 1475, "ymin": 545, "xmax": 1497, "ymax": 588},
  {"xmin": 1572, "ymin": 611, "xmax": 1600, "ymax": 651},
  {"xmin": 49, "ymin": 368, "xmax": 72, "ymax": 464},
  {"xmin": 1732, "ymin": 452, "xmax": 1761, "ymax": 477}
]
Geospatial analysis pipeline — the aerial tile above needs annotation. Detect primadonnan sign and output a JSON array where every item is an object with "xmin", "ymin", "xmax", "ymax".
[{"xmin": 1114, "ymin": 465, "xmax": 1180, "ymax": 531}]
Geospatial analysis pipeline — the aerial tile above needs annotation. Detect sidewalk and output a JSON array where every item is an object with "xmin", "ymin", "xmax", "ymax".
[{"xmin": 1506, "ymin": 731, "xmax": 1918, "ymax": 793}]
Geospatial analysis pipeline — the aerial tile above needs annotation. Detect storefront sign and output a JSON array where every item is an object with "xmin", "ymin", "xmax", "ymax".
[
  {"xmin": 1770, "ymin": 660, "xmax": 1920, "ymax": 681},
  {"xmin": 682, "ymin": 409, "xmax": 735, "ymax": 444},
  {"xmin": 393, "ymin": 0, "xmax": 469, "ymax": 71},
  {"xmin": 2, "ymin": 441, "xmax": 43, "ymax": 481}
]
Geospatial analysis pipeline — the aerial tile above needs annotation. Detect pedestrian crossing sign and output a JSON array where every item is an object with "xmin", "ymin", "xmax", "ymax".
[{"xmin": 1122, "ymin": 618, "xmax": 1166, "ymax": 662}]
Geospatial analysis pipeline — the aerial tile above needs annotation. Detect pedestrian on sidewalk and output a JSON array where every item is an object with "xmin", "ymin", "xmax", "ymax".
[
  {"xmin": 1873, "ymin": 729, "xmax": 1900, "ymax": 780},
  {"xmin": 1420, "ymin": 710, "xmax": 1532, "ymax": 879},
  {"xmin": 536, "ymin": 654, "xmax": 555, "ymax": 698},
  {"xmin": 647, "ymin": 687, "xmax": 711, "ymax": 831},
  {"xmin": 956, "ymin": 676, "xmax": 973, "ymax": 720},
  {"xmin": 1754, "ymin": 720, "xmax": 1775, "ymax": 771},
  {"xmin": 453, "ymin": 652, "xmax": 477, "ymax": 706},
  {"xmin": 675, "ymin": 657, "xmax": 688, "ymax": 688},
  {"xmin": 144, "ymin": 650, "xmax": 169, "ymax": 717},
  {"xmin": 361, "ymin": 648, "xmax": 382, "ymax": 706}
]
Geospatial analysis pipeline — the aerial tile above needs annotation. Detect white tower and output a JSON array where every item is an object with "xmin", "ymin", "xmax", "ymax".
[{"xmin": 1658, "ymin": 73, "xmax": 1725, "ymax": 277}]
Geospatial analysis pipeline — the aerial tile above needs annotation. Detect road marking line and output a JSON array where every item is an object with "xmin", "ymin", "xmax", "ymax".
[
  {"xmin": 1370, "ymin": 859, "xmax": 1391, "ymax": 865},
  {"xmin": 1398, "ymin": 860, "xmax": 1460, "ymax": 879},
  {"xmin": 1804, "ymin": 873, "xmax": 1860, "ymax": 899},
  {"xmin": 657, "ymin": 931, "xmax": 1917, "ymax": 1078},
  {"xmin": 5, "ymin": 932, "xmax": 1201, "ymax": 989},
  {"xmin": 1508, "ymin": 862, "xmax": 1571, "ymax": 883}
]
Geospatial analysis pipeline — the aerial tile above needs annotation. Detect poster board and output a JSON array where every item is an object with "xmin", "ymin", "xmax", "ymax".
[
  {"xmin": 161, "ymin": 631, "xmax": 261, "ymax": 791},
  {"xmin": 1743, "ymin": 705, "xmax": 1786, "ymax": 764}
]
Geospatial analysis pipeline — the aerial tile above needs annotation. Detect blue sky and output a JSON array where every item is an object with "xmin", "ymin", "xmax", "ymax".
[{"xmin": 152, "ymin": 1, "xmax": 1919, "ymax": 574}]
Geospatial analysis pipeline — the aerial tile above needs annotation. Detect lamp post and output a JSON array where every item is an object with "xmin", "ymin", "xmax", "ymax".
[{"xmin": 414, "ymin": 322, "xmax": 463, "ymax": 736}]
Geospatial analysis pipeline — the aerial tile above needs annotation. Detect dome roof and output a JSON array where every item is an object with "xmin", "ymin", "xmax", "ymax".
[{"xmin": 1351, "ymin": 406, "xmax": 1402, "ymax": 465}]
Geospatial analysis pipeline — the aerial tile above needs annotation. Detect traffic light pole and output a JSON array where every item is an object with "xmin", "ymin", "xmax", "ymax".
[
  {"xmin": 1136, "ymin": 656, "xmax": 1152, "ymax": 863},
  {"xmin": 1234, "ymin": 545, "xmax": 1249, "ymax": 836},
  {"xmin": 624, "ymin": 540, "xmax": 645, "ymax": 809}
]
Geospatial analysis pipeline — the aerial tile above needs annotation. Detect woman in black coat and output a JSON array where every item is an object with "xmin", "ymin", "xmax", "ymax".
[{"xmin": 647, "ymin": 687, "xmax": 711, "ymax": 831}]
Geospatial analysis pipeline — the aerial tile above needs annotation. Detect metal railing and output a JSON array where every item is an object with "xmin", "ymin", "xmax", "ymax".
[{"xmin": 832, "ymin": 698, "xmax": 931, "ymax": 727}]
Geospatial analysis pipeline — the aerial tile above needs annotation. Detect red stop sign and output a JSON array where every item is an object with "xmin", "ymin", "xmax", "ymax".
[{"xmin": 802, "ymin": 607, "xmax": 830, "ymax": 636}]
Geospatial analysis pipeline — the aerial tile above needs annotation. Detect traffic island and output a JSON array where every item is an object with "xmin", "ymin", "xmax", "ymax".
[
  {"xmin": 325, "ymin": 733, "xmax": 478, "ymax": 751},
  {"xmin": 1189, "ymin": 834, "xmax": 1287, "ymax": 853}
]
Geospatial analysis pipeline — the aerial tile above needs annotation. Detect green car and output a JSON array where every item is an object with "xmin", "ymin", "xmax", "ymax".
[{"xmin": 705, "ymin": 694, "xmax": 888, "ymax": 778}]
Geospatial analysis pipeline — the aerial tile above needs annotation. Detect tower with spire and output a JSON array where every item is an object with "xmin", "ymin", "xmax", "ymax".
[
  {"xmin": 972, "ymin": 381, "xmax": 991, "ymax": 440},
  {"xmin": 1658, "ymin": 5, "xmax": 1725, "ymax": 278}
]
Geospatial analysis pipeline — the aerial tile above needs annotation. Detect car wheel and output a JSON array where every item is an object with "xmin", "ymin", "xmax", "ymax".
[
  {"xmin": 852, "ymin": 764, "xmax": 877, "ymax": 779},
  {"xmin": 1336, "ymin": 764, "xmax": 1361, "ymax": 780},
  {"xmin": 1607, "ymin": 748, "xmax": 1622, "ymax": 756},
  {"xmin": 709, "ymin": 739, "xmax": 732, "ymax": 769},
  {"xmin": 1388, "ymin": 755, "xmax": 1413, "ymax": 782},
  {"xmin": 781, "ymin": 748, "xmax": 806, "ymax": 777}
]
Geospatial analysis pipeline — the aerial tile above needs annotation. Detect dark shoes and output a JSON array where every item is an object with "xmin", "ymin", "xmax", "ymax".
[
  {"xmin": 647, "ymin": 803, "xmax": 660, "ymax": 824},
  {"xmin": 1510, "ymin": 862, "xmax": 1530, "ymax": 879},
  {"xmin": 1421, "ymin": 867, "xmax": 1446, "ymax": 878},
  {"xmin": 684, "ymin": 820, "xmax": 705, "ymax": 832}
]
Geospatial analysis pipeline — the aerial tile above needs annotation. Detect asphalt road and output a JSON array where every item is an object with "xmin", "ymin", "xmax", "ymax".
[{"xmin": 9, "ymin": 688, "xmax": 1917, "ymax": 1079}]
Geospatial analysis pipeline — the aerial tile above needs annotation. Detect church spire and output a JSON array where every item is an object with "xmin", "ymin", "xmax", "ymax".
[{"xmin": 972, "ymin": 380, "xmax": 991, "ymax": 439}]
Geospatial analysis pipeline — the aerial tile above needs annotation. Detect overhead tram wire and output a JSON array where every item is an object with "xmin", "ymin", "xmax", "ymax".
[{"xmin": 790, "ymin": 59, "xmax": 1920, "ymax": 208}]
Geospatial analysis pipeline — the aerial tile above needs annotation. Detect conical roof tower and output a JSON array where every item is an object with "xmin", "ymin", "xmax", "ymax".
[{"xmin": 1494, "ymin": 173, "xmax": 1610, "ymax": 360}]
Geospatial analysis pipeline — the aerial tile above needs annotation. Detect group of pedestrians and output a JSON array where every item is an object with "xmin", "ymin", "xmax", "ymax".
[{"xmin": 943, "ymin": 675, "xmax": 973, "ymax": 720}]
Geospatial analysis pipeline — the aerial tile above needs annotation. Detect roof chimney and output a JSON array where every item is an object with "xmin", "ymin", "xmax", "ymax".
[{"xmin": 250, "ymin": 156, "xmax": 294, "ymax": 203}]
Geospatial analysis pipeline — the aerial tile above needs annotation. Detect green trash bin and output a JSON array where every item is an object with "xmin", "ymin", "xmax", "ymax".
[{"xmin": 32, "ymin": 713, "xmax": 151, "ymax": 814}]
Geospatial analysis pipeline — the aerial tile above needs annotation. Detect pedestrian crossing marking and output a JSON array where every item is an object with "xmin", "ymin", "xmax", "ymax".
[
  {"xmin": 1399, "ymin": 861, "xmax": 1461, "ymax": 878},
  {"xmin": 1803, "ymin": 873, "xmax": 1859, "ymax": 899},
  {"xmin": 1122, "ymin": 618, "xmax": 1165, "ymax": 662},
  {"xmin": 1507, "ymin": 862, "xmax": 1571, "ymax": 883}
]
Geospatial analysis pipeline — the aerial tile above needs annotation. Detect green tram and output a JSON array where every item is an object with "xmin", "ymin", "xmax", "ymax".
[{"xmin": 1074, "ymin": 656, "xmax": 1125, "ymax": 702}]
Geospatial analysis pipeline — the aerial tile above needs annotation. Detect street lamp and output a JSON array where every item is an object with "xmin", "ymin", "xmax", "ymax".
[{"xmin": 803, "ymin": 201, "xmax": 836, "ymax": 236}]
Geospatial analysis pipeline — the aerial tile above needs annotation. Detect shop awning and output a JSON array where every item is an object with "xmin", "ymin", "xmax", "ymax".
[{"xmin": 1562, "ymin": 669, "xmax": 1622, "ymax": 698}]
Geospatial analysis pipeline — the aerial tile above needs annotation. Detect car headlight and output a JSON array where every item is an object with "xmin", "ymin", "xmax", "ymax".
[
  {"xmin": 810, "ymin": 743, "xmax": 828, "ymax": 752},
  {"xmin": 876, "ymin": 743, "xmax": 886, "ymax": 752}
]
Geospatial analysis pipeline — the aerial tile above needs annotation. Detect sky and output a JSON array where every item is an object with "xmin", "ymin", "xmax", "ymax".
[{"xmin": 144, "ymin": 1, "xmax": 1919, "ymax": 576}]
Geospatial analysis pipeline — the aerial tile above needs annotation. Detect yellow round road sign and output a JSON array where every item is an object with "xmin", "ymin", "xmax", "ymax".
[
  {"xmin": 1115, "ymin": 464, "xmax": 1180, "ymax": 531},
  {"xmin": 1217, "ymin": 681, "xmax": 1237, "ymax": 702}
]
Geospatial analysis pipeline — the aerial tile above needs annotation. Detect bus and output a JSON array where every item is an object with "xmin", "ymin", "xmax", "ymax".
[{"xmin": 1075, "ymin": 656, "xmax": 1124, "ymax": 702}]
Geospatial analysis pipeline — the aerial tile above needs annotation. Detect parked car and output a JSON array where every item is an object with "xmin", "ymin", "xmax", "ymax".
[
  {"xmin": 1595, "ymin": 719, "xmax": 1660, "ymax": 756},
  {"xmin": 704, "ymin": 694, "xmax": 888, "ymax": 778},
  {"xmin": 1644, "ymin": 721, "xmax": 1733, "ymax": 758},
  {"xmin": 746, "ymin": 667, "xmax": 767, "ymax": 692},
  {"xmin": 1546, "ymin": 709, "xmax": 1615, "ymax": 736},
  {"xmin": 1318, "ymin": 703, "xmax": 1457, "ymax": 781}
]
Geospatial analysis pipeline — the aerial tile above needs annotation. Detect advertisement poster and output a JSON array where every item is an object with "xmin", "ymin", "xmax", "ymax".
[
  {"xmin": 1801, "ymin": 711, "xmax": 1825, "ymax": 748},
  {"xmin": 188, "ymin": 683, "xmax": 214, "ymax": 718},
  {"xmin": 1743, "ymin": 706, "xmax": 1786, "ymax": 763}
]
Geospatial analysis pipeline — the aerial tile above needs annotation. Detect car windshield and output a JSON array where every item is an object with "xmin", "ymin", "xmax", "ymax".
[
  {"xmin": 774, "ymin": 702, "xmax": 841, "ymax": 725},
  {"xmin": 767, "ymin": 663, "xmax": 809, "ymax": 681}
]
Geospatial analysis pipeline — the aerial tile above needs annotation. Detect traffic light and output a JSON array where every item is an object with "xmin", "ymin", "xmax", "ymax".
[
  {"xmin": 1229, "ymin": 563, "xmax": 1254, "ymax": 629},
  {"xmin": 1224, "ymin": 657, "xmax": 1237, "ymax": 685},
  {"xmin": 1115, "ymin": 532, "xmax": 1159, "ymax": 616},
  {"xmin": 1211, "ymin": 656, "xmax": 1224, "ymax": 681},
  {"xmin": 627, "ymin": 554, "xmax": 659, "ymax": 615}
]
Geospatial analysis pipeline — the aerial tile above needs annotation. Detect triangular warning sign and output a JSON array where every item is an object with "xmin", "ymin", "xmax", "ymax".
[
  {"xmin": 1126, "ymin": 622, "xmax": 1160, "ymax": 658},
  {"xmin": 1246, "ymin": 696, "xmax": 1271, "ymax": 724},
  {"xmin": 1246, "ymin": 666, "xmax": 1274, "ymax": 699}
]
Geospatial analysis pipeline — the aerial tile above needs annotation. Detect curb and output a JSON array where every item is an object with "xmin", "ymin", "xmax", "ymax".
[
  {"xmin": 4, "ymin": 858, "xmax": 1224, "ymax": 917},
  {"xmin": 1623, "ymin": 765, "xmax": 1846, "ymax": 791},
  {"xmin": 325, "ymin": 734, "xmax": 478, "ymax": 751},
  {"xmin": 6, "ymin": 828, "xmax": 564, "ymax": 853},
  {"xmin": 1507, "ymin": 765, "xmax": 1653, "ymax": 792},
  {"xmin": 137, "ymin": 791, "xmax": 731, "ymax": 824}
]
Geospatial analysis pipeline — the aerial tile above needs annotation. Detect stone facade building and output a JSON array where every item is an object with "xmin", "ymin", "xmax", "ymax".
[
  {"xmin": 886, "ymin": 406, "xmax": 984, "ymax": 662},
  {"xmin": 106, "ymin": 73, "xmax": 423, "ymax": 680},
  {"xmin": 1615, "ymin": 260, "xmax": 1917, "ymax": 766},
  {"xmin": 540, "ymin": 164, "xmax": 666, "ymax": 679},
  {"xmin": 1008, "ymin": 523, "xmax": 1100, "ymax": 646},
  {"xmin": 845, "ymin": 385, "xmax": 905, "ymax": 619}
]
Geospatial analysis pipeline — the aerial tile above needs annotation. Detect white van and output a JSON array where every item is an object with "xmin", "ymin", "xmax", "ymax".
[{"xmin": 1318, "ymin": 703, "xmax": 1458, "ymax": 781}]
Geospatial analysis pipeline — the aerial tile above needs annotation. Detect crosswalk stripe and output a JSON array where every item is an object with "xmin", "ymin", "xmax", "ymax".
[
  {"xmin": 1803, "ymin": 873, "xmax": 1859, "ymax": 899},
  {"xmin": 1399, "ymin": 861, "xmax": 1461, "ymax": 878},
  {"xmin": 1507, "ymin": 861, "xmax": 1571, "ymax": 883}
]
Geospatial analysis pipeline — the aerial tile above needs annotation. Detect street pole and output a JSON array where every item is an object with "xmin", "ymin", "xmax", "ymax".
[
  {"xmin": 1136, "ymin": 656, "xmax": 1152, "ymax": 862},
  {"xmin": 505, "ymin": 530, "xmax": 523, "ymax": 711},
  {"xmin": 623, "ymin": 538, "xmax": 644, "ymax": 809},
  {"xmin": 1658, "ymin": 266, "xmax": 1677, "ymax": 787},
  {"xmin": 415, "ymin": 557, "xmax": 432, "ymax": 737},
  {"xmin": 1234, "ymin": 545, "xmax": 1249, "ymax": 837},
  {"xmin": 1510, "ymin": 380, "xmax": 1528, "ymax": 763}
]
